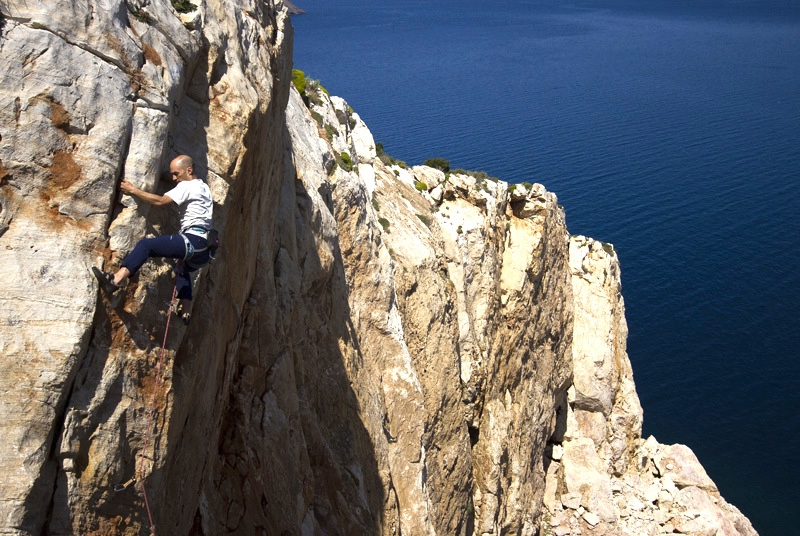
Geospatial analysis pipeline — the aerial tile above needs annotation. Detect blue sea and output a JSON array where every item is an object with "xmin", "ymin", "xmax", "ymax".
[{"xmin": 291, "ymin": 2, "xmax": 800, "ymax": 534}]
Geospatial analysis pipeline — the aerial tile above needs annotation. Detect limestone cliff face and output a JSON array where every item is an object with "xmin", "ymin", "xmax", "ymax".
[{"xmin": 0, "ymin": 2, "xmax": 755, "ymax": 535}]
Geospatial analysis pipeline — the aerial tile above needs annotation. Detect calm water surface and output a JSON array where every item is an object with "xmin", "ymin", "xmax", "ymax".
[{"xmin": 292, "ymin": 2, "xmax": 800, "ymax": 534}]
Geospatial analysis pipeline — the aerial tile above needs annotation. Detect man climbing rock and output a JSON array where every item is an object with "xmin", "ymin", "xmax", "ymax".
[{"xmin": 92, "ymin": 155, "xmax": 214, "ymax": 324}]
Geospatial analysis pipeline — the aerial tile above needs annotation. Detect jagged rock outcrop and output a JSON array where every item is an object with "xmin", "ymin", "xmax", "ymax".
[
  {"xmin": 0, "ymin": 1, "xmax": 756, "ymax": 535},
  {"xmin": 538, "ymin": 237, "xmax": 757, "ymax": 536}
]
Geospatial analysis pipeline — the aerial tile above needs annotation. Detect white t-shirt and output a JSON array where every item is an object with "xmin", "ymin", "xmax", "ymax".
[{"xmin": 165, "ymin": 179, "xmax": 213, "ymax": 231}]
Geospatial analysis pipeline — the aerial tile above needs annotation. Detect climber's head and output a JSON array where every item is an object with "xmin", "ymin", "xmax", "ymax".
[{"xmin": 169, "ymin": 155, "xmax": 196, "ymax": 183}]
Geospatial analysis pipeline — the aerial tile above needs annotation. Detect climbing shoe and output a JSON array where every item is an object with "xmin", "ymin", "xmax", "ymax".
[
  {"xmin": 174, "ymin": 302, "xmax": 191, "ymax": 325},
  {"xmin": 92, "ymin": 266, "xmax": 120, "ymax": 294}
]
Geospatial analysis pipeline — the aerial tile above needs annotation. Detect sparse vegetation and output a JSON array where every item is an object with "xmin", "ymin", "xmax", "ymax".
[
  {"xmin": 376, "ymin": 142, "xmax": 397, "ymax": 166},
  {"xmin": 292, "ymin": 69, "xmax": 307, "ymax": 94},
  {"xmin": 423, "ymin": 158, "xmax": 450, "ymax": 173},
  {"xmin": 414, "ymin": 181, "xmax": 428, "ymax": 192},
  {"xmin": 304, "ymin": 78, "xmax": 324, "ymax": 105},
  {"xmin": 372, "ymin": 195, "xmax": 380, "ymax": 212},
  {"xmin": 378, "ymin": 217, "xmax": 391, "ymax": 232},
  {"xmin": 292, "ymin": 69, "xmax": 328, "ymax": 107},
  {"xmin": 452, "ymin": 169, "xmax": 498, "ymax": 183},
  {"xmin": 171, "ymin": 0, "xmax": 196, "ymax": 13},
  {"xmin": 130, "ymin": 6, "xmax": 154, "ymax": 23},
  {"xmin": 310, "ymin": 110, "xmax": 324, "ymax": 128},
  {"xmin": 416, "ymin": 214, "xmax": 431, "ymax": 228},
  {"xmin": 338, "ymin": 151, "xmax": 353, "ymax": 172},
  {"xmin": 375, "ymin": 143, "xmax": 409, "ymax": 169},
  {"xmin": 324, "ymin": 123, "xmax": 336, "ymax": 141}
]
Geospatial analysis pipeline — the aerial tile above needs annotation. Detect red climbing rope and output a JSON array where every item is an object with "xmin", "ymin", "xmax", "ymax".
[{"xmin": 136, "ymin": 276, "xmax": 179, "ymax": 536}]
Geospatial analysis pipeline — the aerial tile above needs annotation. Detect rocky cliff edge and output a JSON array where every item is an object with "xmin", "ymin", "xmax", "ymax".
[{"xmin": 0, "ymin": 1, "xmax": 756, "ymax": 535}]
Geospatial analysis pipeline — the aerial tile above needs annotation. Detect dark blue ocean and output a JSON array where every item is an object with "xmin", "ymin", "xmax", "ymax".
[{"xmin": 291, "ymin": 2, "xmax": 800, "ymax": 534}]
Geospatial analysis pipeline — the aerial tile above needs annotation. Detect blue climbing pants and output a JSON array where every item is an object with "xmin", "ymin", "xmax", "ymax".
[{"xmin": 121, "ymin": 233, "xmax": 210, "ymax": 300}]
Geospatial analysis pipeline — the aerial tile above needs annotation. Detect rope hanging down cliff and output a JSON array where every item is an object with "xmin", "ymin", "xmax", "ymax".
[{"xmin": 113, "ymin": 274, "xmax": 179, "ymax": 536}]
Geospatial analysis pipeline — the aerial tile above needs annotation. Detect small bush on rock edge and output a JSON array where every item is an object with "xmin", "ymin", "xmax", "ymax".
[
  {"xmin": 130, "ymin": 6, "xmax": 154, "ymax": 23},
  {"xmin": 324, "ymin": 123, "xmax": 336, "ymax": 141},
  {"xmin": 338, "ymin": 151, "xmax": 353, "ymax": 172},
  {"xmin": 423, "ymin": 158, "xmax": 450, "ymax": 173},
  {"xmin": 172, "ymin": 0, "xmax": 196, "ymax": 13},
  {"xmin": 377, "ymin": 142, "xmax": 396, "ymax": 166},
  {"xmin": 292, "ymin": 69, "xmax": 306, "ymax": 94},
  {"xmin": 305, "ymin": 78, "xmax": 324, "ymax": 105}
]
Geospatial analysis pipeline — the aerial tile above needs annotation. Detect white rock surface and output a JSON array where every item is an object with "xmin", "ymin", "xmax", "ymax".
[{"xmin": 536, "ymin": 237, "xmax": 757, "ymax": 536}]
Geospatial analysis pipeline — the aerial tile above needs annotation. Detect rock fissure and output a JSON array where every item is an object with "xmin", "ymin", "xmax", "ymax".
[{"xmin": 26, "ymin": 22, "xmax": 138, "ymax": 76}]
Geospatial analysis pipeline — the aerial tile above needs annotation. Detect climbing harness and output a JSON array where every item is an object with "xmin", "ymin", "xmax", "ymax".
[
  {"xmin": 180, "ymin": 227, "xmax": 220, "ymax": 266},
  {"xmin": 114, "ymin": 273, "xmax": 179, "ymax": 536},
  {"xmin": 180, "ymin": 233, "xmax": 197, "ymax": 260}
]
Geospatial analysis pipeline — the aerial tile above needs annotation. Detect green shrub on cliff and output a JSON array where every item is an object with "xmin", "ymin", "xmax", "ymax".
[
  {"xmin": 423, "ymin": 157, "xmax": 450, "ymax": 173},
  {"xmin": 374, "ymin": 142, "xmax": 410, "ymax": 170},
  {"xmin": 376, "ymin": 142, "xmax": 391, "ymax": 164},
  {"xmin": 293, "ymin": 69, "xmax": 330, "ymax": 107},
  {"xmin": 171, "ymin": 0, "xmax": 196, "ymax": 13},
  {"xmin": 130, "ymin": 6, "xmax": 154, "ymax": 23},
  {"xmin": 305, "ymin": 78, "xmax": 324, "ymax": 105},
  {"xmin": 324, "ymin": 123, "xmax": 337, "ymax": 141},
  {"xmin": 452, "ymin": 169, "xmax": 497, "ymax": 183},
  {"xmin": 338, "ymin": 151, "xmax": 353, "ymax": 172},
  {"xmin": 292, "ymin": 69, "xmax": 307, "ymax": 94}
]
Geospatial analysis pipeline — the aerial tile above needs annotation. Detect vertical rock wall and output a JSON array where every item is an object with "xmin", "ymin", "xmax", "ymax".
[
  {"xmin": 537, "ymin": 238, "xmax": 757, "ymax": 536},
  {"xmin": 0, "ymin": 0, "xmax": 295, "ymax": 533}
]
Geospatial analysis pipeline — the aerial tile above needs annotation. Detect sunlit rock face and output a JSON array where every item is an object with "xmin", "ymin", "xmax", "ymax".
[
  {"xmin": 0, "ymin": 2, "xmax": 756, "ymax": 535},
  {"xmin": 536, "ymin": 237, "xmax": 757, "ymax": 536},
  {"xmin": 1, "ymin": 0, "xmax": 295, "ymax": 533}
]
